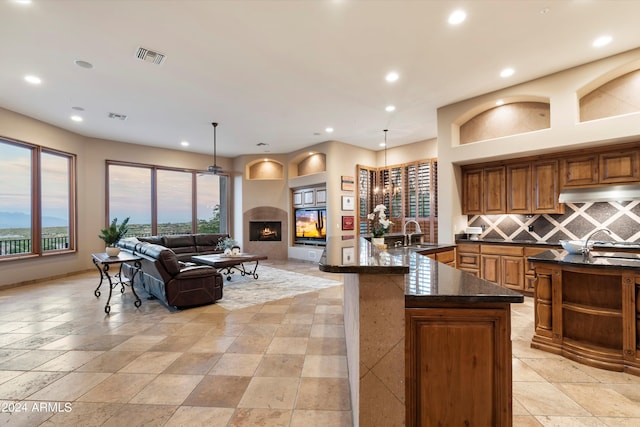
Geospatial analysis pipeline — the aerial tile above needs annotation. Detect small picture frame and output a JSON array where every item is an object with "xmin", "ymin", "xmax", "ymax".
[
  {"xmin": 341, "ymin": 175, "xmax": 355, "ymax": 191},
  {"xmin": 342, "ymin": 215, "xmax": 354, "ymax": 230},
  {"xmin": 341, "ymin": 195, "xmax": 354, "ymax": 211},
  {"xmin": 342, "ymin": 246, "xmax": 355, "ymax": 265}
]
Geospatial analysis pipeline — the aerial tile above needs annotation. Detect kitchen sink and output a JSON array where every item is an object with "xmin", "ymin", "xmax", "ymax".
[{"xmin": 589, "ymin": 251, "xmax": 640, "ymax": 267}]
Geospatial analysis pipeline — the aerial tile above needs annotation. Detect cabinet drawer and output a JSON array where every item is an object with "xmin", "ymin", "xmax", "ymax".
[
  {"xmin": 457, "ymin": 243, "xmax": 480, "ymax": 253},
  {"xmin": 481, "ymin": 245, "xmax": 524, "ymax": 256},
  {"xmin": 458, "ymin": 253, "xmax": 480, "ymax": 269},
  {"xmin": 436, "ymin": 250, "xmax": 455, "ymax": 264}
]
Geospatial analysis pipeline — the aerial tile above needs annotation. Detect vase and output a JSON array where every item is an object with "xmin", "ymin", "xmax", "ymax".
[
  {"xmin": 372, "ymin": 237, "xmax": 385, "ymax": 248},
  {"xmin": 105, "ymin": 246, "xmax": 120, "ymax": 257}
]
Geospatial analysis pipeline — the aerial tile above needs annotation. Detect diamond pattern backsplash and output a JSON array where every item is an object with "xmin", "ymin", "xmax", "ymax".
[{"xmin": 467, "ymin": 201, "xmax": 640, "ymax": 243}]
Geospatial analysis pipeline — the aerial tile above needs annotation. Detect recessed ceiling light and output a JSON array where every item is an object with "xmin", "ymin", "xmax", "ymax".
[
  {"xmin": 593, "ymin": 35, "xmax": 612, "ymax": 47},
  {"xmin": 74, "ymin": 60, "xmax": 93, "ymax": 69},
  {"xmin": 70, "ymin": 115, "xmax": 83, "ymax": 122},
  {"xmin": 264, "ymin": 158, "xmax": 269, "ymax": 162},
  {"xmin": 448, "ymin": 9, "xmax": 466, "ymax": 25},
  {"xmin": 385, "ymin": 105, "xmax": 396, "ymax": 112},
  {"xmin": 496, "ymin": 100, "xmax": 504, "ymax": 106},
  {"xmin": 500, "ymin": 68, "xmax": 515, "ymax": 78},
  {"xmin": 325, "ymin": 127, "xmax": 334, "ymax": 133},
  {"xmin": 385, "ymin": 71, "xmax": 399, "ymax": 82},
  {"xmin": 13, "ymin": 0, "xmax": 32, "ymax": 4},
  {"xmin": 309, "ymin": 152, "xmax": 315, "ymax": 155},
  {"xmin": 180, "ymin": 141, "xmax": 189, "ymax": 147},
  {"xmin": 379, "ymin": 142, "xmax": 386, "ymax": 147},
  {"xmin": 24, "ymin": 75, "xmax": 41, "ymax": 84}
]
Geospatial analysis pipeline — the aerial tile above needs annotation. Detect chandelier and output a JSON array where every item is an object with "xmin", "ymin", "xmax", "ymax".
[{"xmin": 374, "ymin": 129, "xmax": 400, "ymax": 199}]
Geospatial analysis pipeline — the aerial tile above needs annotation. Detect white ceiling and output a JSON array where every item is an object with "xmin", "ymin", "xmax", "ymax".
[{"xmin": 1, "ymin": 0, "xmax": 640, "ymax": 158}]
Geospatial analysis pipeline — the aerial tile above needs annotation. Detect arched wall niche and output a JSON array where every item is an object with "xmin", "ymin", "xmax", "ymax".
[
  {"xmin": 292, "ymin": 152, "xmax": 326, "ymax": 177},
  {"xmin": 455, "ymin": 96, "xmax": 551, "ymax": 145},
  {"xmin": 579, "ymin": 63, "xmax": 640, "ymax": 122},
  {"xmin": 246, "ymin": 159, "xmax": 284, "ymax": 180}
]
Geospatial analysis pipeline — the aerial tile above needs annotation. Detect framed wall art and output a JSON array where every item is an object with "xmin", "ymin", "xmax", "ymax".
[{"xmin": 341, "ymin": 195, "xmax": 354, "ymax": 211}]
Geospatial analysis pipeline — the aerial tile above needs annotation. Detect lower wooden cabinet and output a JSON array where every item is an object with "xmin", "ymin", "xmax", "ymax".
[
  {"xmin": 406, "ymin": 305, "xmax": 514, "ymax": 426},
  {"xmin": 425, "ymin": 249, "xmax": 456, "ymax": 267},
  {"xmin": 456, "ymin": 243, "xmax": 480, "ymax": 276}
]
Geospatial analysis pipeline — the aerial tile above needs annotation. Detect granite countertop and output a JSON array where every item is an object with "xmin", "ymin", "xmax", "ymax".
[
  {"xmin": 319, "ymin": 237, "xmax": 524, "ymax": 304},
  {"xmin": 456, "ymin": 237, "xmax": 640, "ymax": 251},
  {"xmin": 528, "ymin": 249, "xmax": 640, "ymax": 270}
]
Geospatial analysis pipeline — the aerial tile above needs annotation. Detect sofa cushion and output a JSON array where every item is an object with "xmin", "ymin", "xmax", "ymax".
[
  {"xmin": 139, "ymin": 235, "xmax": 163, "ymax": 245},
  {"xmin": 137, "ymin": 243, "xmax": 181, "ymax": 276},
  {"xmin": 194, "ymin": 233, "xmax": 227, "ymax": 252},
  {"xmin": 162, "ymin": 235, "xmax": 197, "ymax": 255}
]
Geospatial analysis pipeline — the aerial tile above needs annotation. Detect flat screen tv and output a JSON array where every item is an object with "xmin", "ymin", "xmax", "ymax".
[{"xmin": 294, "ymin": 208, "xmax": 327, "ymax": 242}]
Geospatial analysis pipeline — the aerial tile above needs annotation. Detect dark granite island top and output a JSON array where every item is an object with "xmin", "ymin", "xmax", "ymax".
[
  {"xmin": 319, "ymin": 236, "xmax": 524, "ymax": 305},
  {"xmin": 528, "ymin": 249, "xmax": 640, "ymax": 270}
]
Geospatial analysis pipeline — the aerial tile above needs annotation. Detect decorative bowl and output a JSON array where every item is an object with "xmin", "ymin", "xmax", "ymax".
[{"xmin": 560, "ymin": 240, "xmax": 590, "ymax": 254}]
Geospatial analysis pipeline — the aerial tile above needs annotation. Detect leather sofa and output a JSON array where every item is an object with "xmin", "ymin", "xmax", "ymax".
[
  {"xmin": 137, "ymin": 233, "xmax": 228, "ymax": 262},
  {"xmin": 117, "ymin": 233, "xmax": 227, "ymax": 309}
]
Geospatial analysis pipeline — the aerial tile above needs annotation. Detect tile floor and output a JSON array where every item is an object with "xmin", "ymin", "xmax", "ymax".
[{"xmin": 0, "ymin": 259, "xmax": 639, "ymax": 426}]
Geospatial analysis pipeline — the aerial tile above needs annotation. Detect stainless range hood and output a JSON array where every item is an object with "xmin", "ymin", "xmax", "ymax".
[{"xmin": 559, "ymin": 184, "xmax": 640, "ymax": 203}]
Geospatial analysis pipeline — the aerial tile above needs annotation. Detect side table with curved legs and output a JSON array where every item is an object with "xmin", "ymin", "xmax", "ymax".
[{"xmin": 91, "ymin": 252, "xmax": 143, "ymax": 314}]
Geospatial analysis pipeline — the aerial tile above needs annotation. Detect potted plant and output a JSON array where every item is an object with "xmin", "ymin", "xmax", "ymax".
[
  {"xmin": 98, "ymin": 217, "xmax": 130, "ymax": 256},
  {"xmin": 367, "ymin": 204, "xmax": 392, "ymax": 248},
  {"xmin": 216, "ymin": 236, "xmax": 240, "ymax": 255}
]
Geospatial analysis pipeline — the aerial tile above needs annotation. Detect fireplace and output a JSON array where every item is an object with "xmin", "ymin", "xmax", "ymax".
[{"xmin": 249, "ymin": 221, "xmax": 282, "ymax": 241}]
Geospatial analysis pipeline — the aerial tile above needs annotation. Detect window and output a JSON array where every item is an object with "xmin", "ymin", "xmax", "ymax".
[
  {"xmin": 107, "ymin": 161, "xmax": 228, "ymax": 236},
  {"xmin": 0, "ymin": 137, "xmax": 76, "ymax": 258}
]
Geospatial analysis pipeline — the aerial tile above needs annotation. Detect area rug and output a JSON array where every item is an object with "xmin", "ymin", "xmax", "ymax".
[{"xmin": 216, "ymin": 265, "xmax": 342, "ymax": 310}]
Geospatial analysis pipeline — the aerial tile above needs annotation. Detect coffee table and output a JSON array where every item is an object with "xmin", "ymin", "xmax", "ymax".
[{"xmin": 192, "ymin": 253, "xmax": 268, "ymax": 281}]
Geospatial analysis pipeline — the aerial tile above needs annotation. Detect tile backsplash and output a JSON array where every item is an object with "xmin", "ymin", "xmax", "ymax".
[{"xmin": 467, "ymin": 201, "xmax": 640, "ymax": 243}]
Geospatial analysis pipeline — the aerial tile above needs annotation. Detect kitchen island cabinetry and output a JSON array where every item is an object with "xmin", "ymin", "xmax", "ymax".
[
  {"xmin": 530, "ymin": 250, "xmax": 640, "ymax": 375},
  {"xmin": 481, "ymin": 245, "xmax": 525, "ymax": 292},
  {"xmin": 456, "ymin": 242, "xmax": 481, "ymax": 276}
]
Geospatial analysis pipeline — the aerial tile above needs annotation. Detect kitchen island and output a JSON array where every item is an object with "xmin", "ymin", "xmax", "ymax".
[
  {"xmin": 529, "ymin": 249, "xmax": 640, "ymax": 376},
  {"xmin": 320, "ymin": 237, "xmax": 524, "ymax": 427}
]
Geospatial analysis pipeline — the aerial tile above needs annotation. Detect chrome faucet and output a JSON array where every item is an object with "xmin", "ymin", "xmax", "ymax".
[
  {"xmin": 583, "ymin": 228, "xmax": 612, "ymax": 257},
  {"xmin": 403, "ymin": 220, "xmax": 422, "ymax": 246}
]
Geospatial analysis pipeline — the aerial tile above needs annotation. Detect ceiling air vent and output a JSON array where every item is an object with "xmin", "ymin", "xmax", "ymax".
[
  {"xmin": 135, "ymin": 47, "xmax": 165, "ymax": 65},
  {"xmin": 108, "ymin": 112, "xmax": 128, "ymax": 121}
]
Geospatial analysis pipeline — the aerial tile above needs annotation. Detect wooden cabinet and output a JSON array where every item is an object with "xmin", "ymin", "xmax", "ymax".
[
  {"xmin": 531, "ymin": 263, "xmax": 640, "ymax": 376},
  {"xmin": 561, "ymin": 155, "xmax": 599, "ymax": 187},
  {"xmin": 506, "ymin": 163, "xmax": 531, "ymax": 213},
  {"xmin": 293, "ymin": 186, "xmax": 326, "ymax": 208},
  {"xmin": 426, "ymin": 248, "xmax": 456, "ymax": 267},
  {"xmin": 532, "ymin": 160, "xmax": 563, "ymax": 214},
  {"xmin": 456, "ymin": 243, "xmax": 480, "ymax": 276},
  {"xmin": 599, "ymin": 149, "xmax": 639, "ymax": 184},
  {"xmin": 524, "ymin": 246, "xmax": 548, "ymax": 293},
  {"xmin": 462, "ymin": 168, "xmax": 483, "ymax": 214},
  {"xmin": 481, "ymin": 245, "xmax": 525, "ymax": 291},
  {"xmin": 484, "ymin": 166, "xmax": 506, "ymax": 214},
  {"xmin": 406, "ymin": 305, "xmax": 514, "ymax": 426}
]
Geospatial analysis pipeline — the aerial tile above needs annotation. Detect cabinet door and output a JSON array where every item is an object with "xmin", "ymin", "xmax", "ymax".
[
  {"xmin": 502, "ymin": 255, "xmax": 524, "ymax": 291},
  {"xmin": 561, "ymin": 155, "xmax": 598, "ymax": 187},
  {"xmin": 481, "ymin": 254, "xmax": 501, "ymax": 284},
  {"xmin": 599, "ymin": 149, "xmax": 639, "ymax": 184},
  {"xmin": 532, "ymin": 160, "xmax": 563, "ymax": 214},
  {"xmin": 507, "ymin": 163, "xmax": 531, "ymax": 213},
  {"xmin": 293, "ymin": 191, "xmax": 304, "ymax": 207},
  {"xmin": 462, "ymin": 168, "xmax": 483, "ymax": 214},
  {"xmin": 484, "ymin": 166, "xmax": 506, "ymax": 214}
]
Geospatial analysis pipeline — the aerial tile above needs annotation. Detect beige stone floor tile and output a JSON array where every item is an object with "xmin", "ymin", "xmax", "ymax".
[
  {"xmin": 266, "ymin": 337, "xmax": 309, "ymax": 355},
  {"xmin": 259, "ymin": 304, "xmax": 290, "ymax": 314},
  {"xmin": 514, "ymin": 359, "xmax": 547, "ymax": 382},
  {"xmin": 254, "ymin": 354, "xmax": 304, "ymax": 377},
  {"xmin": 522, "ymin": 358, "xmax": 600, "ymax": 383},
  {"xmin": 3, "ymin": 333, "xmax": 67, "ymax": 350},
  {"xmin": 0, "ymin": 405, "xmax": 56, "ymax": 426},
  {"xmin": 513, "ymin": 415, "xmax": 545, "ymax": 426},
  {"xmin": 513, "ymin": 382, "xmax": 592, "ymax": 417},
  {"xmin": 163, "ymin": 352, "xmax": 222, "ymax": 375},
  {"xmin": 100, "ymin": 403, "xmax": 177, "ymax": 427},
  {"xmin": 164, "ymin": 406, "xmax": 235, "ymax": 427},
  {"xmin": 227, "ymin": 335, "xmax": 272, "ymax": 354},
  {"xmin": 204, "ymin": 323, "xmax": 247, "ymax": 337},
  {"xmin": 558, "ymin": 383, "xmax": 640, "ymax": 417},
  {"xmin": 28, "ymin": 372, "xmax": 111, "ymax": 401},
  {"xmin": 0, "ymin": 349, "xmax": 66, "ymax": 371},
  {"xmin": 228, "ymin": 408, "xmax": 292, "ymax": 427},
  {"xmin": 0, "ymin": 371, "xmax": 66, "ymax": 399},
  {"xmin": 314, "ymin": 305, "xmax": 343, "ymax": 314},
  {"xmin": 534, "ymin": 415, "xmax": 609, "ymax": 426},
  {"xmin": 40, "ymin": 402, "xmax": 123, "ymax": 426},
  {"xmin": 574, "ymin": 363, "xmax": 640, "ymax": 385},
  {"xmin": 0, "ymin": 334, "xmax": 33, "ymax": 347},
  {"xmin": 11, "ymin": 321, "xmax": 67, "ymax": 334},
  {"xmin": 301, "ymin": 355, "xmax": 348, "ymax": 378},
  {"xmin": 183, "ymin": 375, "xmax": 251, "ymax": 407},
  {"xmin": 598, "ymin": 417, "xmax": 640, "ymax": 426},
  {"xmin": 36, "ymin": 350, "xmax": 104, "ymax": 372},
  {"xmin": 274, "ymin": 323, "xmax": 312, "ymax": 337},
  {"xmin": 310, "ymin": 324, "xmax": 345, "ymax": 338},
  {"xmin": 609, "ymin": 383, "xmax": 640, "ymax": 402},
  {"xmin": 0, "ymin": 369, "xmax": 22, "ymax": 385},
  {"xmin": 237, "ymin": 377, "xmax": 299, "ymax": 409},
  {"xmin": 313, "ymin": 313, "xmax": 344, "ymax": 325},
  {"xmin": 209, "ymin": 353, "xmax": 263, "ymax": 376},
  {"xmin": 240, "ymin": 323, "xmax": 279, "ymax": 337},
  {"xmin": 148, "ymin": 334, "xmax": 203, "ymax": 352},
  {"xmin": 290, "ymin": 409, "xmax": 353, "ymax": 427},
  {"xmin": 74, "ymin": 351, "xmax": 142, "ymax": 373},
  {"xmin": 286, "ymin": 304, "xmax": 317, "ymax": 314},
  {"xmin": 251, "ymin": 312, "xmax": 286, "ymax": 324},
  {"xmin": 108, "ymin": 335, "xmax": 167, "ymax": 351},
  {"xmin": 295, "ymin": 377, "xmax": 351, "ymax": 410},
  {"xmin": 189, "ymin": 335, "xmax": 237, "ymax": 353},
  {"xmin": 77, "ymin": 372, "xmax": 156, "ymax": 403},
  {"xmin": 223, "ymin": 311, "xmax": 257, "ymax": 324},
  {"xmin": 129, "ymin": 373, "xmax": 204, "ymax": 405},
  {"xmin": 512, "ymin": 339, "xmax": 565, "ymax": 360},
  {"xmin": 118, "ymin": 351, "xmax": 182, "ymax": 374},
  {"xmin": 513, "ymin": 396, "xmax": 531, "ymax": 416},
  {"xmin": 281, "ymin": 313, "xmax": 315, "ymax": 324}
]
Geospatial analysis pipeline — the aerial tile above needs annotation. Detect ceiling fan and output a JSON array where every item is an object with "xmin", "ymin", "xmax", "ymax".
[{"xmin": 207, "ymin": 122, "xmax": 224, "ymax": 175}]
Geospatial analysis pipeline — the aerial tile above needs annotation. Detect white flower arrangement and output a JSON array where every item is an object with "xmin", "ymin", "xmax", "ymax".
[{"xmin": 367, "ymin": 204, "xmax": 393, "ymax": 237}]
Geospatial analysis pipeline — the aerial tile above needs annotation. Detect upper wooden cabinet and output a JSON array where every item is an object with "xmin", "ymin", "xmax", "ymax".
[
  {"xmin": 506, "ymin": 163, "xmax": 531, "ymax": 213},
  {"xmin": 484, "ymin": 166, "xmax": 506, "ymax": 214},
  {"xmin": 561, "ymin": 155, "xmax": 599, "ymax": 187},
  {"xmin": 462, "ymin": 168, "xmax": 483, "ymax": 215},
  {"xmin": 532, "ymin": 160, "xmax": 563, "ymax": 214},
  {"xmin": 599, "ymin": 149, "xmax": 639, "ymax": 184}
]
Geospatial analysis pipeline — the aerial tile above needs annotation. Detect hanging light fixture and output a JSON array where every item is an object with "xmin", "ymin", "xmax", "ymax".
[{"xmin": 380, "ymin": 129, "xmax": 400, "ymax": 198}]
